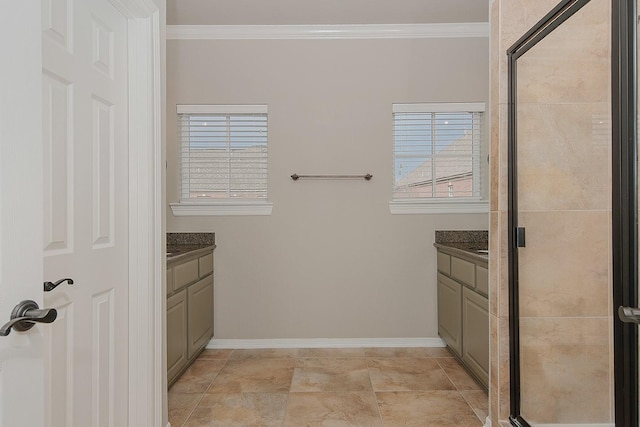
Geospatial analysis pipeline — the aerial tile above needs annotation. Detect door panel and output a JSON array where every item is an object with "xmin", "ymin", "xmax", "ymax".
[
  {"xmin": 508, "ymin": 0, "xmax": 615, "ymax": 424},
  {"xmin": 0, "ymin": 2, "xmax": 45, "ymax": 425},
  {"xmin": 42, "ymin": 0, "xmax": 129, "ymax": 425}
]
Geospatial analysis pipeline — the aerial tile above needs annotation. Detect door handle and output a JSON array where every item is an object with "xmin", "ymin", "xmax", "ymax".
[
  {"xmin": 0, "ymin": 300, "xmax": 57, "ymax": 336},
  {"xmin": 618, "ymin": 306, "xmax": 640, "ymax": 323},
  {"xmin": 44, "ymin": 277, "xmax": 74, "ymax": 292}
]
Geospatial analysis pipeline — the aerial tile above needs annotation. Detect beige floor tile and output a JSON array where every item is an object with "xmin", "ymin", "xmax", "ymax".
[
  {"xmin": 298, "ymin": 347, "xmax": 366, "ymax": 358},
  {"xmin": 168, "ymin": 392, "xmax": 202, "ymax": 427},
  {"xmin": 376, "ymin": 391, "xmax": 483, "ymax": 427},
  {"xmin": 363, "ymin": 347, "xmax": 433, "ymax": 358},
  {"xmin": 170, "ymin": 359, "xmax": 227, "ymax": 394},
  {"xmin": 423, "ymin": 347, "xmax": 455, "ymax": 358},
  {"xmin": 198, "ymin": 349, "xmax": 233, "ymax": 360},
  {"xmin": 229, "ymin": 348, "xmax": 300, "ymax": 359},
  {"xmin": 284, "ymin": 391, "xmax": 382, "ymax": 426},
  {"xmin": 169, "ymin": 348, "xmax": 487, "ymax": 426},
  {"xmin": 208, "ymin": 358, "xmax": 296, "ymax": 393},
  {"xmin": 290, "ymin": 358, "xmax": 372, "ymax": 392},
  {"xmin": 461, "ymin": 390, "xmax": 489, "ymax": 422},
  {"xmin": 368, "ymin": 358, "xmax": 455, "ymax": 392},
  {"xmin": 184, "ymin": 392, "xmax": 288, "ymax": 427},
  {"xmin": 436, "ymin": 358, "xmax": 483, "ymax": 391}
]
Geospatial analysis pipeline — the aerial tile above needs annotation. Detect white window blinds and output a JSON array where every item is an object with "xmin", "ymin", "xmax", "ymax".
[
  {"xmin": 177, "ymin": 105, "xmax": 268, "ymax": 201},
  {"xmin": 392, "ymin": 103, "xmax": 484, "ymax": 200}
]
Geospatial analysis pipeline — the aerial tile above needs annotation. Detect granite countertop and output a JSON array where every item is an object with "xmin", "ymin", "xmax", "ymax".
[
  {"xmin": 167, "ymin": 232, "xmax": 216, "ymax": 263},
  {"xmin": 434, "ymin": 230, "xmax": 488, "ymax": 262}
]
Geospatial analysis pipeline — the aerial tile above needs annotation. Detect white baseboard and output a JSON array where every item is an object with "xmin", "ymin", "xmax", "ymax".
[
  {"xmin": 527, "ymin": 425, "xmax": 613, "ymax": 427},
  {"xmin": 207, "ymin": 337, "xmax": 446, "ymax": 349}
]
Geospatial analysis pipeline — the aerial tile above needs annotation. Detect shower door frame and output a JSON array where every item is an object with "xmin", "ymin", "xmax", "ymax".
[
  {"xmin": 611, "ymin": 1, "xmax": 639, "ymax": 426},
  {"xmin": 506, "ymin": 0, "xmax": 639, "ymax": 426}
]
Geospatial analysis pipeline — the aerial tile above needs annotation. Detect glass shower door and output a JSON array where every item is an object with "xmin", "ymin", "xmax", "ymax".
[{"xmin": 509, "ymin": 0, "xmax": 615, "ymax": 424}]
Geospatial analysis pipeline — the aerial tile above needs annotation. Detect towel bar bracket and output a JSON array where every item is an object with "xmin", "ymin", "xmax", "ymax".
[{"xmin": 290, "ymin": 173, "xmax": 372, "ymax": 181}]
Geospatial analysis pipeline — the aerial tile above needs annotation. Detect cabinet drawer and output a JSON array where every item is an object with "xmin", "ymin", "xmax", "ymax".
[
  {"xmin": 166, "ymin": 267, "xmax": 174, "ymax": 295},
  {"xmin": 451, "ymin": 256, "xmax": 475, "ymax": 288},
  {"xmin": 199, "ymin": 253, "xmax": 214, "ymax": 278},
  {"xmin": 437, "ymin": 252, "xmax": 451, "ymax": 275},
  {"xmin": 187, "ymin": 277, "xmax": 214, "ymax": 358},
  {"xmin": 437, "ymin": 273, "xmax": 462, "ymax": 356},
  {"xmin": 167, "ymin": 290, "xmax": 188, "ymax": 386},
  {"xmin": 174, "ymin": 258, "xmax": 199, "ymax": 291},
  {"xmin": 476, "ymin": 265, "xmax": 488, "ymax": 296},
  {"xmin": 462, "ymin": 287, "xmax": 489, "ymax": 387}
]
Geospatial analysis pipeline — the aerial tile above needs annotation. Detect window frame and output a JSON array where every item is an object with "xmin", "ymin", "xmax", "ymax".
[
  {"xmin": 170, "ymin": 104, "xmax": 273, "ymax": 216},
  {"xmin": 389, "ymin": 102, "xmax": 488, "ymax": 214}
]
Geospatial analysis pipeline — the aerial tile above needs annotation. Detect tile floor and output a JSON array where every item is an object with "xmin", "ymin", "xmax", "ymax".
[{"xmin": 168, "ymin": 347, "xmax": 488, "ymax": 427}]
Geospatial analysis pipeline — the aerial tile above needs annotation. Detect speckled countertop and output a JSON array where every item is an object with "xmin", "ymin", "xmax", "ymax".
[
  {"xmin": 167, "ymin": 232, "xmax": 216, "ymax": 262},
  {"xmin": 433, "ymin": 230, "xmax": 488, "ymax": 262}
]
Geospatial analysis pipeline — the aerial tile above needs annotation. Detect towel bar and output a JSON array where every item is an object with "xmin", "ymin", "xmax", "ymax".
[{"xmin": 290, "ymin": 173, "xmax": 373, "ymax": 181}]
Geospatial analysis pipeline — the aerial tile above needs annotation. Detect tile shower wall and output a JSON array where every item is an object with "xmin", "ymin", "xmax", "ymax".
[{"xmin": 489, "ymin": 0, "xmax": 613, "ymax": 425}]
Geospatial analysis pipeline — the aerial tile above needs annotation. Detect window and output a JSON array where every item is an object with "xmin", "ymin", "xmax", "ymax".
[
  {"xmin": 170, "ymin": 105, "xmax": 272, "ymax": 216},
  {"xmin": 390, "ymin": 103, "xmax": 487, "ymax": 214}
]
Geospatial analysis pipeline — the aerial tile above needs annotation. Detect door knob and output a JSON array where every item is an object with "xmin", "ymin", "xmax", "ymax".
[
  {"xmin": 618, "ymin": 306, "xmax": 640, "ymax": 323},
  {"xmin": 0, "ymin": 300, "xmax": 57, "ymax": 336}
]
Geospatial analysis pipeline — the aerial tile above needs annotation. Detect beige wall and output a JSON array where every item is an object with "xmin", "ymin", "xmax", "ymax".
[
  {"xmin": 167, "ymin": 37, "xmax": 489, "ymax": 339},
  {"xmin": 490, "ymin": 0, "xmax": 613, "ymax": 424}
]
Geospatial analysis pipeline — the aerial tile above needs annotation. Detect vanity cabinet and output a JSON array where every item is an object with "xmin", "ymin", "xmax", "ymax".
[
  {"xmin": 436, "ymin": 273, "xmax": 462, "ymax": 355},
  {"xmin": 436, "ymin": 248, "xmax": 489, "ymax": 388},
  {"xmin": 167, "ymin": 290, "xmax": 188, "ymax": 384},
  {"xmin": 167, "ymin": 249, "xmax": 214, "ymax": 387}
]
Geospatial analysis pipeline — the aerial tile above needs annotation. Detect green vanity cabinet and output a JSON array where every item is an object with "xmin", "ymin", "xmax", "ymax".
[
  {"xmin": 436, "ymin": 248, "xmax": 489, "ymax": 389},
  {"xmin": 167, "ymin": 248, "xmax": 214, "ymax": 387}
]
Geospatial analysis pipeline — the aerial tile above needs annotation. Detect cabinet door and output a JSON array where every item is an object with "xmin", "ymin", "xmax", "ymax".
[
  {"xmin": 451, "ymin": 256, "xmax": 475, "ymax": 288},
  {"xmin": 437, "ymin": 273, "xmax": 462, "ymax": 355},
  {"xmin": 188, "ymin": 276, "xmax": 214, "ymax": 358},
  {"xmin": 437, "ymin": 251, "xmax": 451, "ymax": 275},
  {"xmin": 199, "ymin": 252, "xmax": 214, "ymax": 278},
  {"xmin": 475, "ymin": 265, "xmax": 488, "ymax": 296},
  {"xmin": 167, "ymin": 290, "xmax": 188, "ymax": 386},
  {"xmin": 462, "ymin": 287, "xmax": 489, "ymax": 387},
  {"xmin": 166, "ymin": 267, "xmax": 174, "ymax": 296},
  {"xmin": 174, "ymin": 258, "xmax": 199, "ymax": 292}
]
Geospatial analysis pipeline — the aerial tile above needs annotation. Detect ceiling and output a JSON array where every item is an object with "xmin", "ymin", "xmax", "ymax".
[{"xmin": 167, "ymin": 0, "xmax": 489, "ymax": 25}]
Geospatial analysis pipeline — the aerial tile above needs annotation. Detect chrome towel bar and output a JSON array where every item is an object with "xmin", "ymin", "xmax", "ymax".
[{"xmin": 291, "ymin": 173, "xmax": 373, "ymax": 181}]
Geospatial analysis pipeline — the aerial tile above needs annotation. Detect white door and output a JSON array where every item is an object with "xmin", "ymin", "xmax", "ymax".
[
  {"xmin": 0, "ymin": 1, "xmax": 46, "ymax": 426},
  {"xmin": 42, "ymin": 0, "xmax": 130, "ymax": 425},
  {"xmin": 0, "ymin": 1, "xmax": 161, "ymax": 426}
]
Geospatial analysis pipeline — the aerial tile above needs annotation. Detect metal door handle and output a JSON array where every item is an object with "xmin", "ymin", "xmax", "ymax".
[
  {"xmin": 0, "ymin": 300, "xmax": 57, "ymax": 336},
  {"xmin": 44, "ymin": 277, "xmax": 74, "ymax": 292},
  {"xmin": 618, "ymin": 306, "xmax": 640, "ymax": 323}
]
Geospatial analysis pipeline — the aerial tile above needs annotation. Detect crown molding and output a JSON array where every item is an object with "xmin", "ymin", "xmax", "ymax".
[{"xmin": 166, "ymin": 22, "xmax": 489, "ymax": 40}]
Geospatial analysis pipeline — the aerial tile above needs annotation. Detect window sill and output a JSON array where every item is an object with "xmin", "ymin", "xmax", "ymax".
[
  {"xmin": 170, "ymin": 201, "xmax": 273, "ymax": 216},
  {"xmin": 389, "ymin": 199, "xmax": 489, "ymax": 214}
]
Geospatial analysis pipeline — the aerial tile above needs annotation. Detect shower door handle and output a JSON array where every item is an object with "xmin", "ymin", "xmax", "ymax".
[{"xmin": 618, "ymin": 306, "xmax": 640, "ymax": 323}]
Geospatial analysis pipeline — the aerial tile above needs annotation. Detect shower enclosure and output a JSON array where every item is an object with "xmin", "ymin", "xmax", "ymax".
[{"xmin": 507, "ymin": 0, "xmax": 639, "ymax": 425}]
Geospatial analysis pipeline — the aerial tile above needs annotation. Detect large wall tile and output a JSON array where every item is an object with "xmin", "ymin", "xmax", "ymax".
[
  {"xmin": 500, "ymin": 0, "xmax": 563, "ymax": 49},
  {"xmin": 518, "ymin": 210, "xmax": 610, "ymax": 318},
  {"xmin": 519, "ymin": 317, "xmax": 611, "ymax": 424},
  {"xmin": 517, "ymin": 56, "xmax": 610, "ymax": 105},
  {"xmin": 516, "ymin": 102, "xmax": 611, "ymax": 212}
]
